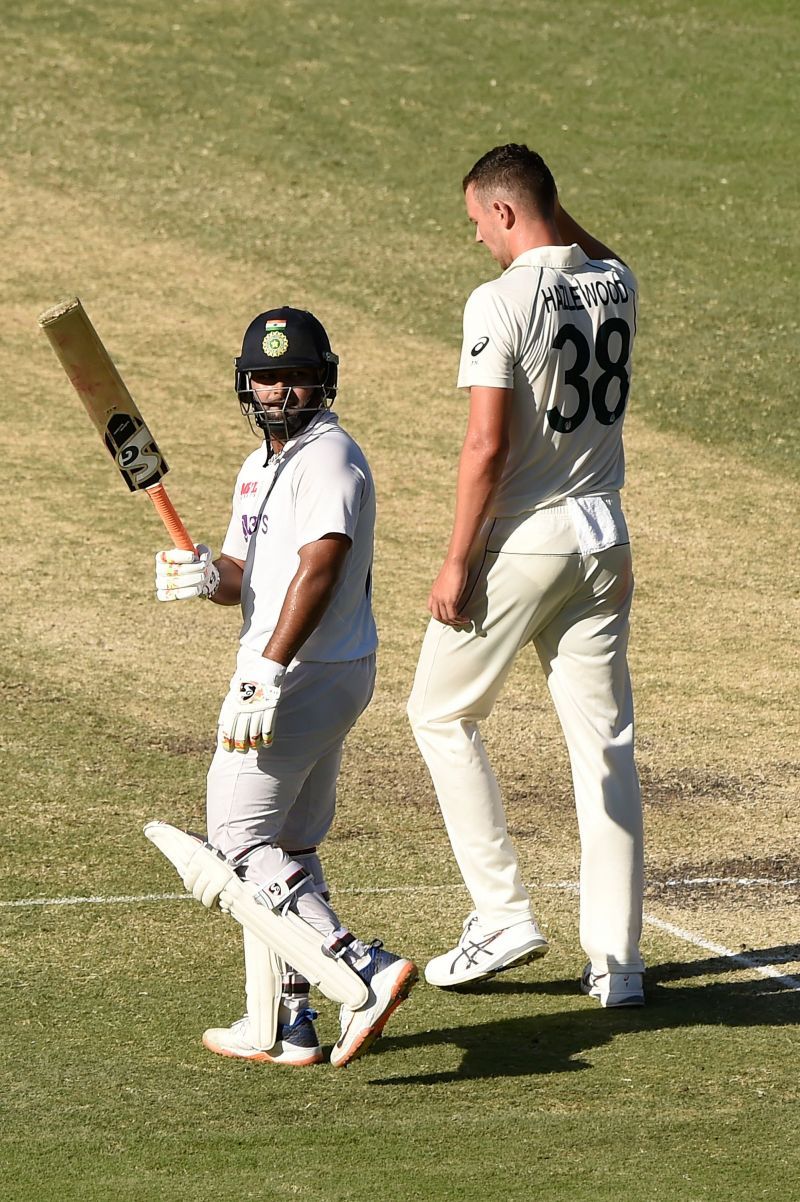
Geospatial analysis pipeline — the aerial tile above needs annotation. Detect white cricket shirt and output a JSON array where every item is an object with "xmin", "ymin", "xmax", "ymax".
[
  {"xmin": 458, "ymin": 244, "xmax": 638, "ymax": 517},
  {"xmin": 221, "ymin": 411, "xmax": 377, "ymax": 673}
]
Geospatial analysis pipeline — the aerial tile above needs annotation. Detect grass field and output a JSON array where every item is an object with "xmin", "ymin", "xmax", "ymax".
[{"xmin": 2, "ymin": 1, "xmax": 799, "ymax": 1200}]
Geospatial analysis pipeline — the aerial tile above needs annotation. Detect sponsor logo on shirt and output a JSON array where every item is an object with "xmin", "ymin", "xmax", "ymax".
[
  {"xmin": 471, "ymin": 336, "xmax": 490, "ymax": 356},
  {"xmin": 240, "ymin": 481, "xmax": 259, "ymax": 496},
  {"xmin": 242, "ymin": 513, "xmax": 269, "ymax": 541}
]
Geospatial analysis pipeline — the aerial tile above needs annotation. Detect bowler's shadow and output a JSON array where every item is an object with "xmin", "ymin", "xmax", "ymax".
[{"xmin": 367, "ymin": 944, "xmax": 800, "ymax": 1085}]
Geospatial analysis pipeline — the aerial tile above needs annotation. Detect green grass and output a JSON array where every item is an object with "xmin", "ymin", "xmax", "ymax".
[
  {"xmin": 4, "ymin": 0, "xmax": 799, "ymax": 476},
  {"xmin": 1, "ymin": 1, "xmax": 799, "ymax": 1200},
  {"xmin": 3, "ymin": 902, "xmax": 799, "ymax": 1202}
]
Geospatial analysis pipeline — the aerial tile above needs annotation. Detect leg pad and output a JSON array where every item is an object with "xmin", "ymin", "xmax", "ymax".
[{"xmin": 144, "ymin": 822, "xmax": 368, "ymax": 1009}]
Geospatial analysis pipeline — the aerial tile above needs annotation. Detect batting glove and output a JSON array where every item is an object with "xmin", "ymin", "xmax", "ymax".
[
  {"xmin": 219, "ymin": 659, "xmax": 286, "ymax": 752},
  {"xmin": 181, "ymin": 841, "xmax": 234, "ymax": 910},
  {"xmin": 155, "ymin": 544, "xmax": 220, "ymax": 601}
]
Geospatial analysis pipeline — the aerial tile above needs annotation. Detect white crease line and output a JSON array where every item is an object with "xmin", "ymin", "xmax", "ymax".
[
  {"xmin": 0, "ymin": 891, "xmax": 189, "ymax": 907},
  {"xmin": 642, "ymin": 914, "xmax": 800, "ymax": 992},
  {"xmin": 660, "ymin": 877, "xmax": 800, "ymax": 887},
  {"xmin": 0, "ymin": 885, "xmax": 466, "ymax": 908},
  {"xmin": 2, "ymin": 876, "xmax": 796, "ymax": 910},
  {"xmin": 3, "ymin": 880, "xmax": 799, "ymax": 992}
]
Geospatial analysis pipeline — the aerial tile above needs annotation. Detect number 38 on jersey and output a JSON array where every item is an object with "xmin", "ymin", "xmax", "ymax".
[{"xmin": 548, "ymin": 317, "xmax": 631, "ymax": 433}]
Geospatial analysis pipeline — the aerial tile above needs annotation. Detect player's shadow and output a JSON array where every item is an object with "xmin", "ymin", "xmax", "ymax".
[{"xmin": 367, "ymin": 944, "xmax": 800, "ymax": 1086}]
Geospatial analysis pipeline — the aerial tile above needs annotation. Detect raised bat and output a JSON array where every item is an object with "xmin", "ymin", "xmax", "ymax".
[{"xmin": 37, "ymin": 297, "xmax": 195, "ymax": 552}]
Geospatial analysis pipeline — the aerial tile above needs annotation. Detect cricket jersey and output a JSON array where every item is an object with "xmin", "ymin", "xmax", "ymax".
[
  {"xmin": 221, "ymin": 411, "xmax": 377, "ymax": 673},
  {"xmin": 457, "ymin": 244, "xmax": 638, "ymax": 517}
]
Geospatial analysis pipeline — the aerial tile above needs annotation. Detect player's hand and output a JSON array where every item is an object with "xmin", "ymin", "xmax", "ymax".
[
  {"xmin": 155, "ymin": 544, "xmax": 220, "ymax": 601},
  {"xmin": 219, "ymin": 659, "xmax": 287, "ymax": 752},
  {"xmin": 181, "ymin": 840, "xmax": 233, "ymax": 909},
  {"xmin": 428, "ymin": 559, "xmax": 471, "ymax": 628}
]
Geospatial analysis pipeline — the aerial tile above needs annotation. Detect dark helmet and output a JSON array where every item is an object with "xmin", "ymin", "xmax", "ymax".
[{"xmin": 234, "ymin": 306, "xmax": 339, "ymax": 441}]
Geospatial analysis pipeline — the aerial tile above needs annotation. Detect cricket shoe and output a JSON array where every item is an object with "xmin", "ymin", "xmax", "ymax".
[
  {"xmin": 424, "ymin": 911, "xmax": 549, "ymax": 988},
  {"xmin": 330, "ymin": 944, "xmax": 418, "ymax": 1068},
  {"xmin": 580, "ymin": 963, "xmax": 645, "ymax": 1008},
  {"xmin": 202, "ymin": 1010, "xmax": 323, "ymax": 1065}
]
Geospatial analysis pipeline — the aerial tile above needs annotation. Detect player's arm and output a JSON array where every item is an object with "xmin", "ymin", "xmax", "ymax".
[
  {"xmin": 264, "ymin": 534, "xmax": 352, "ymax": 665},
  {"xmin": 207, "ymin": 554, "xmax": 245, "ymax": 605},
  {"xmin": 429, "ymin": 386, "xmax": 512, "ymax": 627},
  {"xmin": 555, "ymin": 198, "xmax": 624, "ymax": 264}
]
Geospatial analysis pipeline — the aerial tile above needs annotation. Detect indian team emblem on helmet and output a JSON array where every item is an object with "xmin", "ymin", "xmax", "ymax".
[{"xmin": 262, "ymin": 318, "xmax": 289, "ymax": 357}]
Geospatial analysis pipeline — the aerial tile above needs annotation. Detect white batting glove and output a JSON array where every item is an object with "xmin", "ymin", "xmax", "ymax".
[
  {"xmin": 219, "ymin": 659, "xmax": 287, "ymax": 752},
  {"xmin": 181, "ymin": 842, "xmax": 234, "ymax": 910},
  {"xmin": 155, "ymin": 544, "xmax": 220, "ymax": 601}
]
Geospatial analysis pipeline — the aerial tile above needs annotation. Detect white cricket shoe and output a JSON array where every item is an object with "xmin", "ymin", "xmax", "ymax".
[
  {"xmin": 580, "ymin": 963, "xmax": 645, "ymax": 1008},
  {"xmin": 202, "ymin": 1010, "xmax": 323, "ymax": 1066},
  {"xmin": 424, "ymin": 911, "xmax": 549, "ymax": 988},
  {"xmin": 330, "ymin": 944, "xmax": 418, "ymax": 1068}
]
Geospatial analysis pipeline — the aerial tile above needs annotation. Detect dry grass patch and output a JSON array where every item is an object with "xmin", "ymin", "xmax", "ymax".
[{"xmin": 2, "ymin": 163, "xmax": 797, "ymax": 958}]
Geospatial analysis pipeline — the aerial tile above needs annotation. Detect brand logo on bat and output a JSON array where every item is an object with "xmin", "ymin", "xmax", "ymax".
[{"xmin": 104, "ymin": 412, "xmax": 166, "ymax": 491}]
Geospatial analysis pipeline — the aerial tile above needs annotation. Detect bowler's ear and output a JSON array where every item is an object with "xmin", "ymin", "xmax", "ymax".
[{"xmin": 493, "ymin": 199, "xmax": 515, "ymax": 228}]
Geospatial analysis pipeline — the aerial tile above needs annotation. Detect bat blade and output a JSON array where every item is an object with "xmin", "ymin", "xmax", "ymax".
[{"xmin": 38, "ymin": 297, "xmax": 195, "ymax": 552}]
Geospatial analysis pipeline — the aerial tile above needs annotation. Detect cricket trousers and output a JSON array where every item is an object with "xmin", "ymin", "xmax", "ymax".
[
  {"xmin": 207, "ymin": 654, "xmax": 376, "ymax": 927},
  {"xmin": 407, "ymin": 501, "xmax": 644, "ymax": 974},
  {"xmin": 205, "ymin": 655, "xmax": 376, "ymax": 1024}
]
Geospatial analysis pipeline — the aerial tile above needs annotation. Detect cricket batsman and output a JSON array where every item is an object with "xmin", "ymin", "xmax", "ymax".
[{"xmin": 148, "ymin": 307, "xmax": 417, "ymax": 1066}]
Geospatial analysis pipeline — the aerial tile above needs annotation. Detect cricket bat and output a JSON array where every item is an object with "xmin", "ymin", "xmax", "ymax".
[{"xmin": 37, "ymin": 297, "xmax": 195, "ymax": 552}]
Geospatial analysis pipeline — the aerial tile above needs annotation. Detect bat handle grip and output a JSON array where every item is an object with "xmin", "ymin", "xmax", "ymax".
[{"xmin": 146, "ymin": 483, "xmax": 195, "ymax": 552}]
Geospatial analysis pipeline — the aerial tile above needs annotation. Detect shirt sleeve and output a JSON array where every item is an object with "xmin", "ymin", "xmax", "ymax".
[
  {"xmin": 292, "ymin": 441, "xmax": 366, "ymax": 549},
  {"xmin": 457, "ymin": 283, "xmax": 520, "ymax": 390},
  {"xmin": 220, "ymin": 468, "xmax": 250, "ymax": 560}
]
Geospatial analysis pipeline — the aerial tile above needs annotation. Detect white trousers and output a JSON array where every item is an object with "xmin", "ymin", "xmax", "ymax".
[
  {"xmin": 407, "ymin": 503, "xmax": 643, "ymax": 974},
  {"xmin": 207, "ymin": 654, "xmax": 376, "ymax": 935}
]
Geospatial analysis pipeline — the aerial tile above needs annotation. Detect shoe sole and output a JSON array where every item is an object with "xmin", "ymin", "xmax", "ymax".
[
  {"xmin": 589, "ymin": 993, "xmax": 645, "ymax": 1009},
  {"xmin": 202, "ymin": 1034, "xmax": 323, "ymax": 1066},
  {"xmin": 425, "ymin": 939, "xmax": 549, "ymax": 989},
  {"xmin": 331, "ymin": 961, "xmax": 419, "ymax": 1068},
  {"xmin": 580, "ymin": 976, "xmax": 645, "ymax": 1008}
]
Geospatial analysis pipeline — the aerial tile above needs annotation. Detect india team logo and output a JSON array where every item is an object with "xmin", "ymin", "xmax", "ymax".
[{"xmin": 263, "ymin": 318, "xmax": 289, "ymax": 357}]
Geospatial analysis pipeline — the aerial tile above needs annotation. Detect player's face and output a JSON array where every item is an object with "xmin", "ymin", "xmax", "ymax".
[
  {"xmin": 465, "ymin": 184, "xmax": 512, "ymax": 268},
  {"xmin": 249, "ymin": 367, "xmax": 321, "ymax": 419}
]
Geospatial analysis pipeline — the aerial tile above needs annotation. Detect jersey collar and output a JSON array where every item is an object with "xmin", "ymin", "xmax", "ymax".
[
  {"xmin": 504, "ymin": 243, "xmax": 589, "ymax": 273},
  {"xmin": 289, "ymin": 408, "xmax": 339, "ymax": 446}
]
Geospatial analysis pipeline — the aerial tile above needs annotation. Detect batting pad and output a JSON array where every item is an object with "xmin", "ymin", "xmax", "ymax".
[
  {"xmin": 243, "ymin": 928, "xmax": 282, "ymax": 1050},
  {"xmin": 144, "ymin": 822, "xmax": 369, "ymax": 1009}
]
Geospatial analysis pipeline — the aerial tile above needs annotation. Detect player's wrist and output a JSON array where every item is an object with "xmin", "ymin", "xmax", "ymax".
[
  {"xmin": 198, "ymin": 559, "xmax": 221, "ymax": 599},
  {"xmin": 445, "ymin": 552, "xmax": 469, "ymax": 569},
  {"xmin": 252, "ymin": 656, "xmax": 287, "ymax": 688}
]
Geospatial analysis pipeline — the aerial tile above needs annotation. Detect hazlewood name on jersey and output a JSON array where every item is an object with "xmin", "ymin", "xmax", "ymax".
[{"xmin": 540, "ymin": 273, "xmax": 630, "ymax": 314}]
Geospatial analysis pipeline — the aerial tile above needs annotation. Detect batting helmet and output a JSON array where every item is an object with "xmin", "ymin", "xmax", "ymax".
[{"xmin": 234, "ymin": 307, "xmax": 339, "ymax": 441}]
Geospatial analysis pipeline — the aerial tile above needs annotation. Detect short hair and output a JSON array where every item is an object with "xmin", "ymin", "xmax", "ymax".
[{"xmin": 463, "ymin": 144, "xmax": 556, "ymax": 218}]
